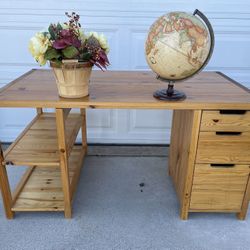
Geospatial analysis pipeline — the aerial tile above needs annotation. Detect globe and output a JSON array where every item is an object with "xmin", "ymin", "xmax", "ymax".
[{"xmin": 145, "ymin": 10, "xmax": 214, "ymax": 100}]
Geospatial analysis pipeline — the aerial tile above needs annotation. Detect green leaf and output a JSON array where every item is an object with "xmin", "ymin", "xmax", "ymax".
[
  {"xmin": 56, "ymin": 23, "xmax": 63, "ymax": 31},
  {"xmin": 48, "ymin": 24, "xmax": 56, "ymax": 40},
  {"xmin": 51, "ymin": 59, "xmax": 62, "ymax": 66},
  {"xmin": 62, "ymin": 46, "xmax": 79, "ymax": 59},
  {"xmin": 80, "ymin": 52, "xmax": 91, "ymax": 61},
  {"xmin": 44, "ymin": 48, "xmax": 61, "ymax": 60}
]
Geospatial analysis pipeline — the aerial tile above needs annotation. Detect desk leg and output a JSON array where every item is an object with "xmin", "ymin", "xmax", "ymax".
[
  {"xmin": 0, "ymin": 143, "xmax": 14, "ymax": 219},
  {"xmin": 80, "ymin": 109, "xmax": 88, "ymax": 153},
  {"xmin": 169, "ymin": 110, "xmax": 202, "ymax": 220},
  {"xmin": 56, "ymin": 108, "xmax": 72, "ymax": 218},
  {"xmin": 237, "ymin": 175, "xmax": 250, "ymax": 220},
  {"xmin": 168, "ymin": 110, "xmax": 176, "ymax": 177}
]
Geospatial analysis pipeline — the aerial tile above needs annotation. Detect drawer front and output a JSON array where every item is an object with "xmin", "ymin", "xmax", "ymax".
[
  {"xmin": 190, "ymin": 164, "xmax": 250, "ymax": 211},
  {"xmin": 196, "ymin": 131, "xmax": 250, "ymax": 163},
  {"xmin": 200, "ymin": 110, "xmax": 250, "ymax": 132}
]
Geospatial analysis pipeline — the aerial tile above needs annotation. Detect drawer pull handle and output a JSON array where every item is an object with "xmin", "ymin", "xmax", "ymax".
[
  {"xmin": 219, "ymin": 110, "xmax": 246, "ymax": 115},
  {"xmin": 216, "ymin": 131, "xmax": 242, "ymax": 136},
  {"xmin": 210, "ymin": 164, "xmax": 235, "ymax": 168}
]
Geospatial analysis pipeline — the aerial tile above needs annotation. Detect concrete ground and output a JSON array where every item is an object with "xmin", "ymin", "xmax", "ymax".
[{"xmin": 0, "ymin": 146, "xmax": 249, "ymax": 250}]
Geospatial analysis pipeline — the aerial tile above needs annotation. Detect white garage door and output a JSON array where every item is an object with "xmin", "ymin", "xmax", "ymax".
[{"xmin": 0, "ymin": 0, "xmax": 250, "ymax": 144}]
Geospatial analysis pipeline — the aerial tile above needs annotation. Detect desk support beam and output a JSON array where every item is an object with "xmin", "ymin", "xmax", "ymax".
[
  {"xmin": 56, "ymin": 108, "xmax": 72, "ymax": 218},
  {"xmin": 0, "ymin": 143, "xmax": 14, "ymax": 219},
  {"xmin": 80, "ymin": 109, "xmax": 88, "ymax": 152},
  {"xmin": 36, "ymin": 108, "xmax": 43, "ymax": 115}
]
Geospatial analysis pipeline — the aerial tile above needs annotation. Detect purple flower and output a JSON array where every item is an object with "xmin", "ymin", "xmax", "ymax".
[{"xmin": 52, "ymin": 29, "xmax": 81, "ymax": 49}]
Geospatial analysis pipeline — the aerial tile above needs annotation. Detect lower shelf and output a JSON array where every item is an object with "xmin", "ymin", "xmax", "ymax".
[{"xmin": 11, "ymin": 145, "xmax": 86, "ymax": 212}]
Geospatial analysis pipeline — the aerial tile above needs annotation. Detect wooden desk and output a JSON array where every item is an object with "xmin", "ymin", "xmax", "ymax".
[{"xmin": 0, "ymin": 69, "xmax": 249, "ymax": 220}]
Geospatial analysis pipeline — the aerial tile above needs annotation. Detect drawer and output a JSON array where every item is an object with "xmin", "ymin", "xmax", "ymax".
[
  {"xmin": 200, "ymin": 110, "xmax": 250, "ymax": 132},
  {"xmin": 190, "ymin": 164, "xmax": 250, "ymax": 211},
  {"xmin": 196, "ymin": 131, "xmax": 250, "ymax": 163}
]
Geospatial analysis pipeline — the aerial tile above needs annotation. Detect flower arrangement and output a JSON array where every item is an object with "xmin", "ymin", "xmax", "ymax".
[{"xmin": 29, "ymin": 12, "xmax": 110, "ymax": 70}]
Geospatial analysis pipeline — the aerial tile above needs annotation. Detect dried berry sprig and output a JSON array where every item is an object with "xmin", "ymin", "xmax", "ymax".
[
  {"xmin": 85, "ymin": 38, "xmax": 110, "ymax": 70},
  {"xmin": 65, "ymin": 12, "xmax": 81, "ymax": 31}
]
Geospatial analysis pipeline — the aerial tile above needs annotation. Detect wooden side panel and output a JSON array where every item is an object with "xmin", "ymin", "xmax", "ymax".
[
  {"xmin": 169, "ymin": 110, "xmax": 202, "ymax": 219},
  {"xmin": 190, "ymin": 164, "xmax": 249, "ymax": 211}
]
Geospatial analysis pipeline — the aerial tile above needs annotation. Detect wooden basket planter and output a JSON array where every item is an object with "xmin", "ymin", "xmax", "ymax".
[{"xmin": 50, "ymin": 60, "xmax": 93, "ymax": 98}]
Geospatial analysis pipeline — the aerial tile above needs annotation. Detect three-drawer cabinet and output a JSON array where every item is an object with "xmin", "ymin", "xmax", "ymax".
[{"xmin": 169, "ymin": 109, "xmax": 250, "ymax": 220}]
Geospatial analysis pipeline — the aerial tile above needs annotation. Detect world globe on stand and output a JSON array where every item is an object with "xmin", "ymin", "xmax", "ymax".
[{"xmin": 145, "ymin": 9, "xmax": 214, "ymax": 100}]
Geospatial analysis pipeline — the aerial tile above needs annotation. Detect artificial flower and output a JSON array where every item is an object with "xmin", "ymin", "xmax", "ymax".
[
  {"xmin": 87, "ymin": 32, "xmax": 110, "ymax": 53},
  {"xmin": 29, "ymin": 12, "xmax": 110, "ymax": 70},
  {"xmin": 29, "ymin": 32, "xmax": 50, "ymax": 65}
]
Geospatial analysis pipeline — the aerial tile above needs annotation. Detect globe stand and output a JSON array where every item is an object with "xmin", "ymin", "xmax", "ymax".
[{"xmin": 153, "ymin": 76, "xmax": 186, "ymax": 101}]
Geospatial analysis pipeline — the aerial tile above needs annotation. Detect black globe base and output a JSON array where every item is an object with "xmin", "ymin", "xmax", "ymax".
[
  {"xmin": 153, "ymin": 89, "xmax": 186, "ymax": 101},
  {"xmin": 154, "ymin": 77, "xmax": 186, "ymax": 101}
]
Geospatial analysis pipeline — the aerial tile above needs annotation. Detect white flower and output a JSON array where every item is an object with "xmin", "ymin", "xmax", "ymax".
[
  {"xmin": 61, "ymin": 23, "xmax": 69, "ymax": 29},
  {"xmin": 79, "ymin": 28, "xmax": 86, "ymax": 41},
  {"xmin": 36, "ymin": 54, "xmax": 47, "ymax": 66},
  {"xmin": 28, "ymin": 32, "xmax": 50, "ymax": 66},
  {"xmin": 88, "ymin": 31, "xmax": 109, "ymax": 53}
]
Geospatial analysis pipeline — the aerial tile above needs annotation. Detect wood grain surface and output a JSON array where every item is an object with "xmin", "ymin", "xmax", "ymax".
[
  {"xmin": 196, "ymin": 131, "xmax": 250, "ymax": 164},
  {"xmin": 190, "ymin": 164, "xmax": 250, "ymax": 211},
  {"xmin": 0, "ymin": 70, "xmax": 250, "ymax": 109},
  {"xmin": 12, "ymin": 145, "xmax": 83, "ymax": 212},
  {"xmin": 4, "ymin": 112, "xmax": 82, "ymax": 167},
  {"xmin": 200, "ymin": 110, "xmax": 250, "ymax": 132},
  {"xmin": 168, "ymin": 110, "xmax": 202, "ymax": 219}
]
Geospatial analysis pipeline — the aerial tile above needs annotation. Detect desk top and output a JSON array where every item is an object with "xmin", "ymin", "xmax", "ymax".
[{"xmin": 0, "ymin": 69, "xmax": 249, "ymax": 109}]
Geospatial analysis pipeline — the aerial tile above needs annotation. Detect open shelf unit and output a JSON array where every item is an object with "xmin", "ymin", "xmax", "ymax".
[
  {"xmin": 4, "ymin": 112, "xmax": 82, "ymax": 166},
  {"xmin": 1, "ymin": 109, "xmax": 86, "ymax": 216}
]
